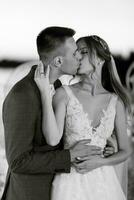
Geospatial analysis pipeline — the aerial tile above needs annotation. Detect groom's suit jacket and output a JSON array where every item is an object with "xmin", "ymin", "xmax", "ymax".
[{"xmin": 1, "ymin": 66, "xmax": 71, "ymax": 200}]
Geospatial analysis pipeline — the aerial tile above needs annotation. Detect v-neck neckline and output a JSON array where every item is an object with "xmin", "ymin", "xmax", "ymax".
[{"xmin": 68, "ymin": 86, "xmax": 112, "ymax": 130}]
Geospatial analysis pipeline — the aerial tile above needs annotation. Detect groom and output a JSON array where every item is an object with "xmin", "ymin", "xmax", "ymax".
[{"xmin": 1, "ymin": 27, "xmax": 114, "ymax": 200}]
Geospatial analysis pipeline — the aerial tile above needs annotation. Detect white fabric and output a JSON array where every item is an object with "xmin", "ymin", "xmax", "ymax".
[{"xmin": 51, "ymin": 85, "xmax": 126, "ymax": 200}]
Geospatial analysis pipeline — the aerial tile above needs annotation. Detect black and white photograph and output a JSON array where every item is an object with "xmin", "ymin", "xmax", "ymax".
[{"xmin": 0, "ymin": 0, "xmax": 134, "ymax": 200}]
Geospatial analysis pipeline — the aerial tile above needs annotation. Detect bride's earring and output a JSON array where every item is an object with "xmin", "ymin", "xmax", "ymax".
[{"xmin": 98, "ymin": 61, "xmax": 102, "ymax": 66}]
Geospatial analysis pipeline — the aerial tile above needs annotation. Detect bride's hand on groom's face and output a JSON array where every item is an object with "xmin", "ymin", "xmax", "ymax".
[{"xmin": 34, "ymin": 61, "xmax": 50, "ymax": 93}]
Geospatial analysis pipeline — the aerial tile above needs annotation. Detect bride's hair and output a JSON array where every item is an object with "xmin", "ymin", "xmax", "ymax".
[{"xmin": 77, "ymin": 35, "xmax": 131, "ymax": 112}]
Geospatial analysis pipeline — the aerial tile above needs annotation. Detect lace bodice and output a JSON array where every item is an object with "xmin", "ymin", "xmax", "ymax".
[
  {"xmin": 52, "ymin": 85, "xmax": 126, "ymax": 200},
  {"xmin": 63, "ymin": 85, "xmax": 118, "ymax": 149}
]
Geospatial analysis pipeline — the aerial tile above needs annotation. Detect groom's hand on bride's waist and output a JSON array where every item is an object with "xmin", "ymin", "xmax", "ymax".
[
  {"xmin": 103, "ymin": 138, "xmax": 116, "ymax": 157},
  {"xmin": 72, "ymin": 155, "xmax": 105, "ymax": 174},
  {"xmin": 70, "ymin": 139, "xmax": 102, "ymax": 163}
]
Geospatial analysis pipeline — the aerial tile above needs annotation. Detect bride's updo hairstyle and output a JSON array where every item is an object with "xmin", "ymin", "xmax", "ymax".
[{"xmin": 77, "ymin": 35, "xmax": 131, "ymax": 112}]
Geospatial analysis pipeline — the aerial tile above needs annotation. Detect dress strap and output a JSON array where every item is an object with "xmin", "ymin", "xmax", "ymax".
[{"xmin": 107, "ymin": 94, "xmax": 118, "ymax": 111}]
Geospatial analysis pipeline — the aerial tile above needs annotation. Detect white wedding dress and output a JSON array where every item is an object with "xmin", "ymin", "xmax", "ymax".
[{"xmin": 51, "ymin": 85, "xmax": 126, "ymax": 200}]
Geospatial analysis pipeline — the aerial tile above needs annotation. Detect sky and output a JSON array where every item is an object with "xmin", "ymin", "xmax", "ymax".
[{"xmin": 0, "ymin": 0, "xmax": 134, "ymax": 60}]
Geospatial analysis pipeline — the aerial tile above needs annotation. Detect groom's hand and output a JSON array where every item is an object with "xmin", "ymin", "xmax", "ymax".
[
  {"xmin": 73, "ymin": 155, "xmax": 105, "ymax": 174},
  {"xmin": 103, "ymin": 138, "xmax": 116, "ymax": 157},
  {"xmin": 70, "ymin": 140, "xmax": 102, "ymax": 163}
]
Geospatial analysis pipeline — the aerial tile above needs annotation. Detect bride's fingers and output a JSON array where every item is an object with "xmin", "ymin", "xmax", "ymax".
[
  {"xmin": 37, "ymin": 61, "xmax": 46, "ymax": 78},
  {"xmin": 35, "ymin": 67, "xmax": 42, "ymax": 79},
  {"xmin": 38, "ymin": 61, "xmax": 44, "ymax": 74},
  {"xmin": 45, "ymin": 65, "xmax": 50, "ymax": 79},
  {"xmin": 34, "ymin": 67, "xmax": 39, "ymax": 79},
  {"xmin": 36, "ymin": 67, "xmax": 40, "ymax": 78},
  {"xmin": 35, "ymin": 61, "xmax": 50, "ymax": 80}
]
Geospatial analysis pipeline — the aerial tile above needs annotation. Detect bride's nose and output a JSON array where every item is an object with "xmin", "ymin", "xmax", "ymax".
[{"xmin": 76, "ymin": 51, "xmax": 82, "ymax": 61}]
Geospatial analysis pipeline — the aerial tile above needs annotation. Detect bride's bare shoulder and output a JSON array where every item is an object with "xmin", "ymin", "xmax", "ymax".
[{"xmin": 53, "ymin": 86, "xmax": 69, "ymax": 105}]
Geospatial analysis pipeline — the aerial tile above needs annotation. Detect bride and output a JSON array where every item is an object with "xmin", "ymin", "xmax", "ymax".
[{"xmin": 35, "ymin": 35, "xmax": 131, "ymax": 200}]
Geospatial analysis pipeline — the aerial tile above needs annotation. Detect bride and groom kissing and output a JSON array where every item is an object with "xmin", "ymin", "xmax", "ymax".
[{"xmin": 1, "ymin": 26, "xmax": 131, "ymax": 200}]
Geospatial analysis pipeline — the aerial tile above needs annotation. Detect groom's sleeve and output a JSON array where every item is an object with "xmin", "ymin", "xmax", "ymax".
[{"xmin": 3, "ymin": 90, "xmax": 71, "ymax": 174}]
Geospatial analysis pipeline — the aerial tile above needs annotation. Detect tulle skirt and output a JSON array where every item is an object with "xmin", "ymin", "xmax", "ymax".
[{"xmin": 51, "ymin": 166, "xmax": 126, "ymax": 200}]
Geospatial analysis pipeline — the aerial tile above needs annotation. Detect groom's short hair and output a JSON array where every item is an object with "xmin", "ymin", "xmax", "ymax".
[{"xmin": 36, "ymin": 26, "xmax": 75, "ymax": 57}]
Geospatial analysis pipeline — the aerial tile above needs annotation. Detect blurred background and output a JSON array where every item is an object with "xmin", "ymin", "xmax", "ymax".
[{"xmin": 0, "ymin": 0, "xmax": 134, "ymax": 199}]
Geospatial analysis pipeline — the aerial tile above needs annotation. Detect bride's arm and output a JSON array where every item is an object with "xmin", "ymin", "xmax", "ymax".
[
  {"xmin": 34, "ymin": 64, "xmax": 67, "ymax": 146},
  {"xmin": 40, "ymin": 87, "xmax": 67, "ymax": 146},
  {"xmin": 102, "ymin": 99, "xmax": 132, "ymax": 165}
]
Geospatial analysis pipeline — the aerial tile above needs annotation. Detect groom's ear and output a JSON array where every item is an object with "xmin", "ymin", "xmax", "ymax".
[{"xmin": 53, "ymin": 56, "xmax": 63, "ymax": 68}]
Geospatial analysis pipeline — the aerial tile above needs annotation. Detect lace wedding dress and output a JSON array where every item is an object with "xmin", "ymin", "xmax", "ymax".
[{"xmin": 51, "ymin": 85, "xmax": 126, "ymax": 200}]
